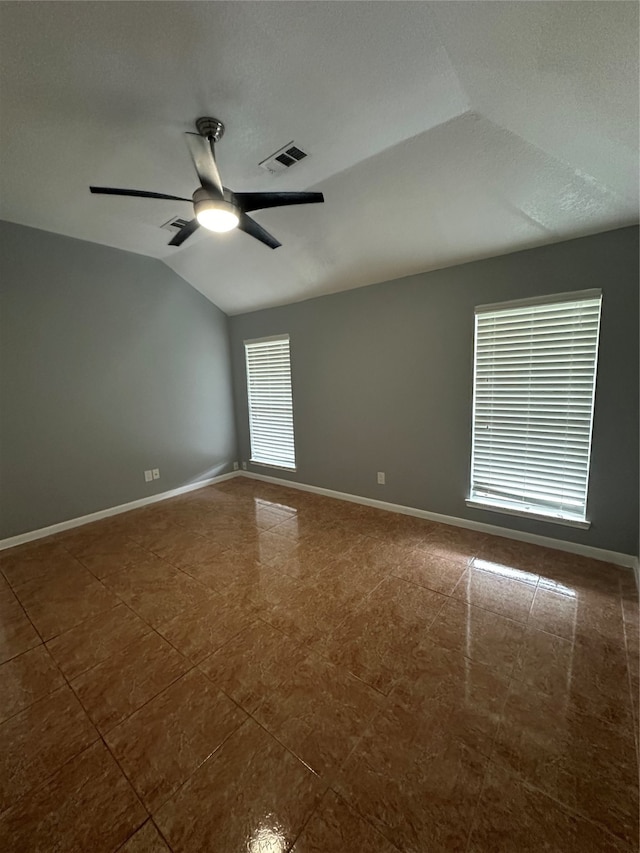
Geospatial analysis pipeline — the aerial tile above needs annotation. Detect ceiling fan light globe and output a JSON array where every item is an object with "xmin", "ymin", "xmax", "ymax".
[
  {"xmin": 196, "ymin": 206, "xmax": 239, "ymax": 232},
  {"xmin": 193, "ymin": 190, "xmax": 240, "ymax": 233}
]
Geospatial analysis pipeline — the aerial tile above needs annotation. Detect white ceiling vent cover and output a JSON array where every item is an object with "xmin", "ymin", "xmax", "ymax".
[
  {"xmin": 161, "ymin": 216, "xmax": 191, "ymax": 233},
  {"xmin": 259, "ymin": 142, "xmax": 309, "ymax": 174}
]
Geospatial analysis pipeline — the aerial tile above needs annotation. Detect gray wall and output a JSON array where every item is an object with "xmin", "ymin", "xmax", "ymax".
[
  {"xmin": 0, "ymin": 220, "xmax": 237, "ymax": 539},
  {"xmin": 230, "ymin": 227, "xmax": 639, "ymax": 556}
]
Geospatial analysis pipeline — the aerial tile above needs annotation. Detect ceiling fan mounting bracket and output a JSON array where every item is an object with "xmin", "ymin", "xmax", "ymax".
[{"xmin": 195, "ymin": 116, "xmax": 225, "ymax": 142}]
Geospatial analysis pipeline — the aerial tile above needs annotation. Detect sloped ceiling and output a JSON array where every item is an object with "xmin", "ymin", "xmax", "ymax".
[{"xmin": 0, "ymin": 1, "xmax": 637, "ymax": 314}]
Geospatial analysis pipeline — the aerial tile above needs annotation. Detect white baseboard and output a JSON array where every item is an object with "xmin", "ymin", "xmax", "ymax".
[
  {"xmin": 3, "ymin": 469, "xmax": 637, "ymax": 575},
  {"xmin": 242, "ymin": 471, "xmax": 638, "ymax": 570},
  {"xmin": 0, "ymin": 471, "xmax": 240, "ymax": 552}
]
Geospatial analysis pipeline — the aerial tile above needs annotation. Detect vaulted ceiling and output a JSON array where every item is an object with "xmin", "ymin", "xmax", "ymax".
[{"xmin": 0, "ymin": 1, "xmax": 637, "ymax": 314}]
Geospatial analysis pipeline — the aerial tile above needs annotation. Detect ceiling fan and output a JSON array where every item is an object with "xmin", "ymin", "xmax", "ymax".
[{"xmin": 90, "ymin": 117, "xmax": 324, "ymax": 249}]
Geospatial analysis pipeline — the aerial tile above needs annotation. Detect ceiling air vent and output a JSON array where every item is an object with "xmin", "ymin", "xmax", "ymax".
[
  {"xmin": 161, "ymin": 216, "xmax": 191, "ymax": 234},
  {"xmin": 259, "ymin": 142, "xmax": 309, "ymax": 174}
]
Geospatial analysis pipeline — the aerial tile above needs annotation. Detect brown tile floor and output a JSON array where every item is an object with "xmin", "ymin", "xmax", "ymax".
[{"xmin": 0, "ymin": 477, "xmax": 638, "ymax": 852}]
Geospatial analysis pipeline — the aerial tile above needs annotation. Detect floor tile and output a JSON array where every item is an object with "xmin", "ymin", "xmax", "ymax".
[
  {"xmin": 390, "ymin": 640, "xmax": 511, "ymax": 756},
  {"xmin": 180, "ymin": 545, "xmax": 278, "ymax": 591},
  {"xmin": 154, "ymin": 718, "xmax": 324, "ymax": 853},
  {"xmin": 0, "ymin": 541, "xmax": 78, "ymax": 589},
  {"xmin": 419, "ymin": 523, "xmax": 486, "ymax": 562},
  {"xmin": 253, "ymin": 650, "xmax": 384, "ymax": 778},
  {"xmin": 0, "ymin": 684, "xmax": 98, "ymax": 813},
  {"xmin": 71, "ymin": 631, "xmax": 190, "ymax": 733},
  {"xmin": 468, "ymin": 763, "xmax": 634, "ymax": 852},
  {"xmin": 573, "ymin": 590, "xmax": 627, "ymax": 645},
  {"xmin": 119, "ymin": 820, "xmax": 171, "ymax": 852},
  {"xmin": 105, "ymin": 669, "xmax": 246, "ymax": 812},
  {"xmin": 392, "ymin": 549, "xmax": 470, "ymax": 595},
  {"xmin": 200, "ymin": 620, "xmax": 308, "ymax": 714},
  {"xmin": 252, "ymin": 529, "xmax": 300, "ymax": 565},
  {"xmin": 263, "ymin": 561, "xmax": 385, "ymax": 648},
  {"xmin": 75, "ymin": 539, "xmax": 157, "ymax": 579},
  {"xmin": 292, "ymin": 789, "xmax": 399, "ymax": 852},
  {"xmin": 510, "ymin": 623, "xmax": 635, "ymax": 731},
  {"xmin": 156, "ymin": 591, "xmax": 254, "ymax": 664},
  {"xmin": 0, "ymin": 740, "xmax": 146, "ymax": 853},
  {"xmin": 538, "ymin": 552, "xmax": 623, "ymax": 597},
  {"xmin": 0, "ymin": 590, "xmax": 40, "ymax": 664},
  {"xmin": 427, "ymin": 597, "xmax": 525, "ymax": 676},
  {"xmin": 15, "ymin": 568, "xmax": 120, "ymax": 641},
  {"xmin": 0, "ymin": 645, "xmax": 65, "ymax": 723},
  {"xmin": 105, "ymin": 559, "xmax": 212, "ymax": 627},
  {"xmin": 321, "ymin": 576, "xmax": 447, "ymax": 693},
  {"xmin": 453, "ymin": 561, "xmax": 537, "ymax": 622},
  {"xmin": 272, "ymin": 547, "xmax": 336, "ymax": 581},
  {"xmin": 475, "ymin": 535, "xmax": 546, "ymax": 574},
  {"xmin": 528, "ymin": 585, "xmax": 578, "ymax": 639},
  {"xmin": 511, "ymin": 626, "xmax": 575, "ymax": 696},
  {"xmin": 149, "ymin": 529, "xmax": 237, "ymax": 569},
  {"xmin": 335, "ymin": 700, "xmax": 487, "ymax": 853},
  {"xmin": 46, "ymin": 602, "xmax": 152, "ymax": 680},
  {"xmin": 492, "ymin": 678, "xmax": 639, "ymax": 844}
]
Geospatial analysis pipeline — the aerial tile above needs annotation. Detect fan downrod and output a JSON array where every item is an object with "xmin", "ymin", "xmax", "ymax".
[{"xmin": 195, "ymin": 116, "xmax": 225, "ymax": 142}]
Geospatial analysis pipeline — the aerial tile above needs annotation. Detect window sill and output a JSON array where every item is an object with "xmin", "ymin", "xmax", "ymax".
[
  {"xmin": 250, "ymin": 460, "xmax": 297, "ymax": 473},
  {"xmin": 465, "ymin": 499, "xmax": 591, "ymax": 530}
]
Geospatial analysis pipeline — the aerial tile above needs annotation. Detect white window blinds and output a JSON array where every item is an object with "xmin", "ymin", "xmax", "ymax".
[
  {"xmin": 245, "ymin": 335, "xmax": 296, "ymax": 470},
  {"xmin": 469, "ymin": 291, "xmax": 602, "ymax": 525}
]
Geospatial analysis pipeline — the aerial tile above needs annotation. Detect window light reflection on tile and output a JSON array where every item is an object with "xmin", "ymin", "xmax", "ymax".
[
  {"xmin": 248, "ymin": 821, "xmax": 287, "ymax": 853},
  {"xmin": 536, "ymin": 576, "xmax": 578, "ymax": 598},
  {"xmin": 472, "ymin": 559, "xmax": 539, "ymax": 586}
]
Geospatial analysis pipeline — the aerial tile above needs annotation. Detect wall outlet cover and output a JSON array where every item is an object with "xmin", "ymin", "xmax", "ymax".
[
  {"xmin": 377, "ymin": 472, "xmax": 386, "ymax": 485},
  {"xmin": 242, "ymin": 462, "xmax": 247, "ymax": 470},
  {"xmin": 233, "ymin": 462, "xmax": 239, "ymax": 471},
  {"xmin": 152, "ymin": 469, "xmax": 160, "ymax": 480},
  {"xmin": 144, "ymin": 470, "xmax": 153, "ymax": 483}
]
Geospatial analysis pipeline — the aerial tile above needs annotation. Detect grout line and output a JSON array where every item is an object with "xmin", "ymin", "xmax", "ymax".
[
  {"xmin": 463, "ymin": 754, "xmax": 491, "ymax": 853},
  {"xmin": 618, "ymin": 592, "xmax": 640, "ymax": 764}
]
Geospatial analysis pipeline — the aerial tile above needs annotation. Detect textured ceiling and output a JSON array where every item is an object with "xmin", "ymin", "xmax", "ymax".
[{"xmin": 0, "ymin": 1, "xmax": 637, "ymax": 314}]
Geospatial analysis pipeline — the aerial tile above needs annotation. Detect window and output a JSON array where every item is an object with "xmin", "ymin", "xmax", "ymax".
[
  {"xmin": 468, "ymin": 290, "xmax": 602, "ymax": 527},
  {"xmin": 245, "ymin": 335, "xmax": 296, "ymax": 470}
]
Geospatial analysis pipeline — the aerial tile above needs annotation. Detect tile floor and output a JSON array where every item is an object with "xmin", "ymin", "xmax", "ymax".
[{"xmin": 0, "ymin": 477, "xmax": 638, "ymax": 852}]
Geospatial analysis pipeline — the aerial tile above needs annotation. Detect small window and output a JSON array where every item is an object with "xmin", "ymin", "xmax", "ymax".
[
  {"xmin": 244, "ymin": 335, "xmax": 296, "ymax": 470},
  {"xmin": 468, "ymin": 290, "xmax": 602, "ymax": 526}
]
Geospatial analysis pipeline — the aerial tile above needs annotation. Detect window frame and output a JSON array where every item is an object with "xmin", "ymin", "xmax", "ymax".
[
  {"xmin": 244, "ymin": 333, "xmax": 297, "ymax": 472},
  {"xmin": 466, "ymin": 289, "xmax": 603, "ymax": 529}
]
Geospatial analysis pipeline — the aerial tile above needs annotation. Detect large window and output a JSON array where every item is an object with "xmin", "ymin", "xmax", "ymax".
[
  {"xmin": 245, "ymin": 335, "xmax": 296, "ymax": 470},
  {"xmin": 468, "ymin": 290, "xmax": 602, "ymax": 527}
]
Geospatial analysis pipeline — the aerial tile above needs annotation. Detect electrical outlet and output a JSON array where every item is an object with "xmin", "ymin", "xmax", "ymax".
[
  {"xmin": 152, "ymin": 468, "xmax": 160, "ymax": 480},
  {"xmin": 233, "ymin": 461, "xmax": 239, "ymax": 471},
  {"xmin": 144, "ymin": 470, "xmax": 153, "ymax": 483},
  {"xmin": 242, "ymin": 461, "xmax": 247, "ymax": 470},
  {"xmin": 377, "ymin": 471, "xmax": 386, "ymax": 485}
]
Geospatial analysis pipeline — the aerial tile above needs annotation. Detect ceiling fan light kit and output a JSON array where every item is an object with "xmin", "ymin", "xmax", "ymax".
[
  {"xmin": 193, "ymin": 188, "xmax": 240, "ymax": 233},
  {"xmin": 89, "ymin": 116, "xmax": 324, "ymax": 249}
]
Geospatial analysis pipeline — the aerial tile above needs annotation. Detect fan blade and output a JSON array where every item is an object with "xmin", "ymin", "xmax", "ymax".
[
  {"xmin": 237, "ymin": 213, "xmax": 281, "ymax": 249},
  {"xmin": 168, "ymin": 218, "xmax": 200, "ymax": 247},
  {"xmin": 90, "ymin": 187, "xmax": 191, "ymax": 202},
  {"xmin": 235, "ymin": 191, "xmax": 324, "ymax": 213},
  {"xmin": 184, "ymin": 133, "xmax": 224, "ymax": 198}
]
